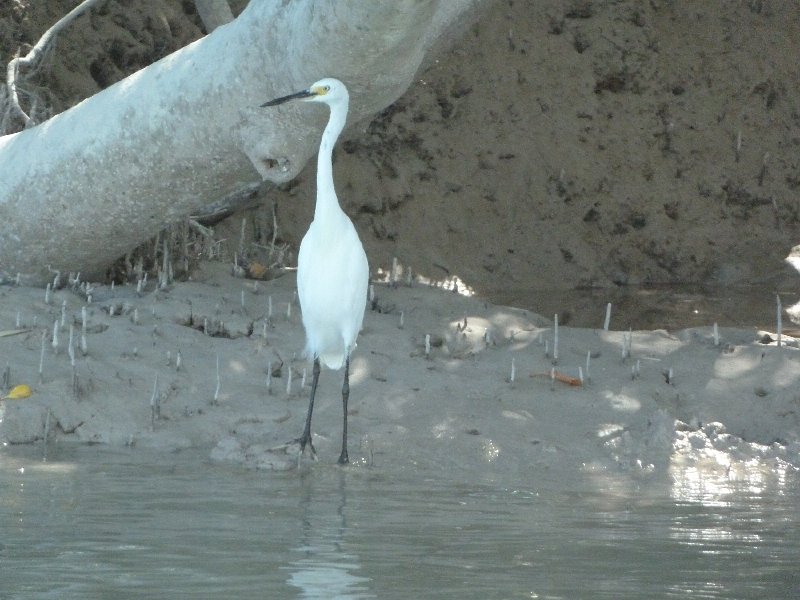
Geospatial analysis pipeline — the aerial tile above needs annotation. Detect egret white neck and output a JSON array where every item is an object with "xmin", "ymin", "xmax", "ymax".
[{"xmin": 314, "ymin": 97, "xmax": 349, "ymax": 221}]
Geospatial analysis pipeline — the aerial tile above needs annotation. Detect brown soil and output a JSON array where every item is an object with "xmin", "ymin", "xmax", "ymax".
[{"xmin": 2, "ymin": 1, "xmax": 799, "ymax": 325}]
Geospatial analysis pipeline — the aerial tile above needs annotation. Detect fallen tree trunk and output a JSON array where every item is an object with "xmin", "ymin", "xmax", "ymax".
[
  {"xmin": 194, "ymin": 0, "xmax": 234, "ymax": 33},
  {"xmin": 0, "ymin": 0, "xmax": 483, "ymax": 284}
]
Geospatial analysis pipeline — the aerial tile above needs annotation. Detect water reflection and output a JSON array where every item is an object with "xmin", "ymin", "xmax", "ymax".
[
  {"xmin": 495, "ymin": 282, "xmax": 800, "ymax": 330},
  {"xmin": 0, "ymin": 445, "xmax": 797, "ymax": 598},
  {"xmin": 285, "ymin": 470, "xmax": 373, "ymax": 599},
  {"xmin": 669, "ymin": 422, "xmax": 798, "ymax": 507},
  {"xmin": 665, "ymin": 431, "xmax": 800, "ymax": 597},
  {"xmin": 671, "ymin": 461, "xmax": 796, "ymax": 507}
]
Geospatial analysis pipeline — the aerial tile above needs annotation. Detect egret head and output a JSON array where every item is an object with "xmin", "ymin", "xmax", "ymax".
[{"xmin": 261, "ymin": 77, "xmax": 348, "ymax": 108}]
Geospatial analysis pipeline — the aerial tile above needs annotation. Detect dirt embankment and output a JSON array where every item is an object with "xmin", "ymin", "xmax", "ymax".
[{"xmin": 2, "ymin": 1, "xmax": 799, "ymax": 314}]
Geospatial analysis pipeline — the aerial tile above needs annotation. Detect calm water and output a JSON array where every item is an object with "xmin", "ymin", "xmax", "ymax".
[
  {"xmin": 495, "ymin": 283, "xmax": 800, "ymax": 331},
  {"xmin": 0, "ymin": 444, "xmax": 798, "ymax": 599}
]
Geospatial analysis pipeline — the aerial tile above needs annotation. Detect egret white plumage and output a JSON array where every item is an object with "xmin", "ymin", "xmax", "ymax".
[{"xmin": 261, "ymin": 78, "xmax": 369, "ymax": 464}]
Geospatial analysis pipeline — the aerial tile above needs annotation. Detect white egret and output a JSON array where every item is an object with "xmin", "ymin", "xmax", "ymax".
[{"xmin": 262, "ymin": 78, "xmax": 369, "ymax": 464}]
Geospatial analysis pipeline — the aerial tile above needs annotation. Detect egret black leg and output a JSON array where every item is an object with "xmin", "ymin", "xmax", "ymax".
[
  {"xmin": 338, "ymin": 356, "xmax": 350, "ymax": 464},
  {"xmin": 297, "ymin": 357, "xmax": 320, "ymax": 458}
]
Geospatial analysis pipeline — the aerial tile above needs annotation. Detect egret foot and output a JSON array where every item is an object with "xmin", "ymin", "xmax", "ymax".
[
  {"xmin": 270, "ymin": 434, "xmax": 316, "ymax": 460},
  {"xmin": 294, "ymin": 433, "xmax": 317, "ymax": 460}
]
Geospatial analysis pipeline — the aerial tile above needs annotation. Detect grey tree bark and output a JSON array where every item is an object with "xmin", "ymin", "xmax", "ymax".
[
  {"xmin": 0, "ymin": 0, "xmax": 484, "ymax": 285},
  {"xmin": 194, "ymin": 0, "xmax": 234, "ymax": 33}
]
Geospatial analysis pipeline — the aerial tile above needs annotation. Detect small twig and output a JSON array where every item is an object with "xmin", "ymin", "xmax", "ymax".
[
  {"xmin": 42, "ymin": 409, "xmax": 51, "ymax": 461},
  {"xmin": 150, "ymin": 373, "xmax": 160, "ymax": 432},
  {"xmin": 531, "ymin": 371, "xmax": 582, "ymax": 387},
  {"xmin": 585, "ymin": 350, "xmax": 592, "ymax": 383},
  {"xmin": 38, "ymin": 330, "xmax": 46, "ymax": 383},
  {"xmin": 268, "ymin": 200, "xmax": 280, "ymax": 264},
  {"xmin": 0, "ymin": 328, "xmax": 28, "ymax": 338},
  {"xmin": 213, "ymin": 354, "xmax": 221, "ymax": 403},
  {"xmin": 552, "ymin": 314, "xmax": 559, "ymax": 365},
  {"xmin": 6, "ymin": 0, "xmax": 106, "ymax": 126},
  {"xmin": 188, "ymin": 218, "xmax": 214, "ymax": 237}
]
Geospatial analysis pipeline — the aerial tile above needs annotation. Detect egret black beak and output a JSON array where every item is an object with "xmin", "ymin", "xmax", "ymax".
[{"xmin": 261, "ymin": 89, "xmax": 314, "ymax": 107}]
